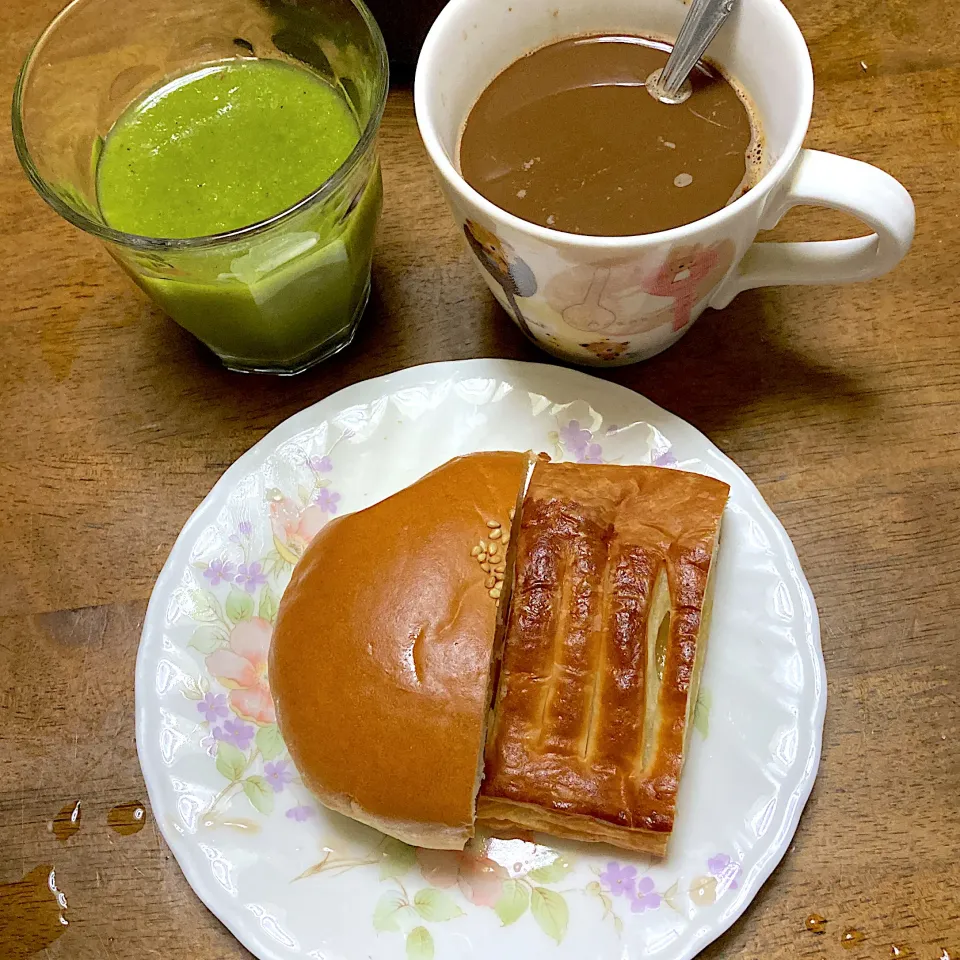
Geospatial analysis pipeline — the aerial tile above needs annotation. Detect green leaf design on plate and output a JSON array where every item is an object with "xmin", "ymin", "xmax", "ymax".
[
  {"xmin": 494, "ymin": 879, "xmax": 529, "ymax": 926},
  {"xmin": 663, "ymin": 880, "xmax": 681, "ymax": 912},
  {"xmin": 413, "ymin": 888, "xmax": 463, "ymax": 922},
  {"xmin": 258, "ymin": 584, "xmax": 279, "ymax": 623},
  {"xmin": 189, "ymin": 625, "xmax": 225, "ymax": 654},
  {"xmin": 226, "ymin": 588, "xmax": 254, "ymax": 624},
  {"xmin": 693, "ymin": 688, "xmax": 712, "ymax": 738},
  {"xmin": 406, "ymin": 926, "xmax": 434, "ymax": 960},
  {"xmin": 261, "ymin": 549, "xmax": 285, "ymax": 579},
  {"xmin": 373, "ymin": 891, "xmax": 406, "ymax": 933},
  {"xmin": 528, "ymin": 855, "xmax": 574, "ymax": 884},
  {"xmin": 215, "ymin": 742, "xmax": 246, "ymax": 782},
  {"xmin": 181, "ymin": 674, "xmax": 205, "ymax": 701},
  {"xmin": 379, "ymin": 837, "xmax": 417, "ymax": 880},
  {"xmin": 242, "ymin": 775, "xmax": 274, "ymax": 815},
  {"xmin": 255, "ymin": 724, "xmax": 285, "ymax": 761},
  {"xmin": 531, "ymin": 886, "xmax": 569, "ymax": 943},
  {"xmin": 190, "ymin": 589, "xmax": 224, "ymax": 623}
]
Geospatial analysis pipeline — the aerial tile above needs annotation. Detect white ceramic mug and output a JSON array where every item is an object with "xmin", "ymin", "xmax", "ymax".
[{"xmin": 414, "ymin": 0, "xmax": 915, "ymax": 366}]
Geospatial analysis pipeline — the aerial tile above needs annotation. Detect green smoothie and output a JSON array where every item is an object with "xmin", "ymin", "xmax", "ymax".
[{"xmin": 96, "ymin": 58, "xmax": 382, "ymax": 372}]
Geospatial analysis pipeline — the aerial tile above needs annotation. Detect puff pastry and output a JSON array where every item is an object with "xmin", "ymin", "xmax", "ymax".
[{"xmin": 478, "ymin": 461, "xmax": 729, "ymax": 855}]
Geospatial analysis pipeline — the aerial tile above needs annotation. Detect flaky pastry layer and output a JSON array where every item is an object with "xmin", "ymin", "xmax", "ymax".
[{"xmin": 480, "ymin": 462, "xmax": 729, "ymax": 855}]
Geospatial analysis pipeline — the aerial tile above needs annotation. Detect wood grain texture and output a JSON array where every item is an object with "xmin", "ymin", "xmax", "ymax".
[{"xmin": 0, "ymin": 0, "xmax": 957, "ymax": 956}]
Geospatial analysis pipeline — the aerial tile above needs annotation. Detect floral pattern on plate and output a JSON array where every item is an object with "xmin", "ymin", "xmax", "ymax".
[{"xmin": 137, "ymin": 359, "xmax": 823, "ymax": 960}]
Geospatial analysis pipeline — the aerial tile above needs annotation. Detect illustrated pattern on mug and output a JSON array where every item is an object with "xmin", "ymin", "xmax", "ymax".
[
  {"xmin": 641, "ymin": 239, "xmax": 736, "ymax": 331},
  {"xmin": 527, "ymin": 239, "xmax": 737, "ymax": 362},
  {"xmin": 545, "ymin": 259, "xmax": 673, "ymax": 338},
  {"xmin": 460, "ymin": 216, "xmax": 739, "ymax": 361},
  {"xmin": 463, "ymin": 218, "xmax": 538, "ymax": 339}
]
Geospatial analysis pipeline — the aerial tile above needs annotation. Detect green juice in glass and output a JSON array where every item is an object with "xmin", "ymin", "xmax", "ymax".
[{"xmin": 96, "ymin": 58, "xmax": 381, "ymax": 372}]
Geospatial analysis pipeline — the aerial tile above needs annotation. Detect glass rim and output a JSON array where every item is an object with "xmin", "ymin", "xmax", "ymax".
[{"xmin": 11, "ymin": 0, "xmax": 389, "ymax": 251}]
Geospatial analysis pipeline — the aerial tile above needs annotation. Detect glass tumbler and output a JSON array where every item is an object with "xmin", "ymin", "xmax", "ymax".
[{"xmin": 13, "ymin": 0, "xmax": 388, "ymax": 374}]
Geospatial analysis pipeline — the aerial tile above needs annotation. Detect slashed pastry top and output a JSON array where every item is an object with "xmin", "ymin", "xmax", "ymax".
[{"xmin": 480, "ymin": 461, "xmax": 729, "ymax": 855}]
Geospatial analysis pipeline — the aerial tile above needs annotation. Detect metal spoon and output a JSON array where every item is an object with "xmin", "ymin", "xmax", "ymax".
[{"xmin": 646, "ymin": 0, "xmax": 738, "ymax": 105}]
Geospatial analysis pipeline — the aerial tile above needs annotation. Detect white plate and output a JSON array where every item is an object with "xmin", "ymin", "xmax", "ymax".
[{"xmin": 136, "ymin": 359, "xmax": 824, "ymax": 960}]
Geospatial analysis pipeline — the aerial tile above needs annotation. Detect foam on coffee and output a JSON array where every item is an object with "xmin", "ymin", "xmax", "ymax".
[{"xmin": 458, "ymin": 34, "xmax": 764, "ymax": 237}]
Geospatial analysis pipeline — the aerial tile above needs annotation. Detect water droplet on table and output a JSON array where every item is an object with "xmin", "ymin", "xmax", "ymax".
[
  {"xmin": 0, "ymin": 865, "xmax": 69, "ymax": 959},
  {"xmin": 107, "ymin": 801, "xmax": 147, "ymax": 836},
  {"xmin": 50, "ymin": 800, "xmax": 82, "ymax": 843},
  {"xmin": 805, "ymin": 913, "xmax": 827, "ymax": 933},
  {"xmin": 841, "ymin": 928, "xmax": 866, "ymax": 949}
]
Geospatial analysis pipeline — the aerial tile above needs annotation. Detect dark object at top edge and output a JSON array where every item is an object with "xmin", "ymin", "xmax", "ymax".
[{"xmin": 365, "ymin": 0, "xmax": 449, "ymax": 66}]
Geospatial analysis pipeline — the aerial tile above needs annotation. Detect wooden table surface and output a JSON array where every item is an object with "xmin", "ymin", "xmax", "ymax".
[{"xmin": 1, "ymin": 0, "xmax": 958, "ymax": 956}]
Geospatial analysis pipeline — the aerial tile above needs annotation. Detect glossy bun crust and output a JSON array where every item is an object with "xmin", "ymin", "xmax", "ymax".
[
  {"xmin": 478, "ymin": 462, "xmax": 729, "ymax": 855},
  {"xmin": 269, "ymin": 451, "xmax": 531, "ymax": 850}
]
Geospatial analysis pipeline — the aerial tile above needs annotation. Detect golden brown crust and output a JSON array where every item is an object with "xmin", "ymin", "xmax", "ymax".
[
  {"xmin": 269, "ymin": 451, "xmax": 531, "ymax": 850},
  {"xmin": 480, "ymin": 462, "xmax": 729, "ymax": 854}
]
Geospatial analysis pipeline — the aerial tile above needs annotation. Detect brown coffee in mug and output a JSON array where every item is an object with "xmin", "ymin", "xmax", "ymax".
[{"xmin": 458, "ymin": 34, "xmax": 762, "ymax": 237}]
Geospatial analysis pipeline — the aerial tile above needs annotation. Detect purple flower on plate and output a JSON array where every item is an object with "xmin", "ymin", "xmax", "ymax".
[
  {"xmin": 560, "ymin": 420, "xmax": 605, "ymax": 463},
  {"xmin": 559, "ymin": 419, "xmax": 593, "ymax": 457},
  {"xmin": 234, "ymin": 562, "xmax": 267, "ymax": 594},
  {"xmin": 315, "ymin": 488, "xmax": 341, "ymax": 514},
  {"xmin": 576, "ymin": 441, "xmax": 604, "ymax": 464},
  {"xmin": 708, "ymin": 853, "xmax": 741, "ymax": 891},
  {"xmin": 203, "ymin": 558, "xmax": 234, "ymax": 587},
  {"xmin": 652, "ymin": 448, "xmax": 678, "ymax": 468},
  {"xmin": 264, "ymin": 760, "xmax": 294, "ymax": 793},
  {"xmin": 630, "ymin": 876, "xmax": 662, "ymax": 913},
  {"xmin": 286, "ymin": 805, "xmax": 315, "ymax": 822},
  {"xmin": 229, "ymin": 520, "xmax": 254, "ymax": 544},
  {"xmin": 221, "ymin": 717, "xmax": 255, "ymax": 751},
  {"xmin": 197, "ymin": 692, "xmax": 229, "ymax": 724},
  {"xmin": 308, "ymin": 455, "xmax": 333, "ymax": 474},
  {"xmin": 599, "ymin": 862, "xmax": 637, "ymax": 898}
]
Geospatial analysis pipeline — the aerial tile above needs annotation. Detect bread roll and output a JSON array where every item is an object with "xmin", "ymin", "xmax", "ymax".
[{"xmin": 269, "ymin": 451, "xmax": 531, "ymax": 849}]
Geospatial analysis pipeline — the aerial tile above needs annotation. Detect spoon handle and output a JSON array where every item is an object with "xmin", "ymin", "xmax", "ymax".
[{"xmin": 659, "ymin": 0, "xmax": 738, "ymax": 98}]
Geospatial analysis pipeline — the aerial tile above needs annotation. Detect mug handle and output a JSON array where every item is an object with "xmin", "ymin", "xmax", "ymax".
[{"xmin": 709, "ymin": 148, "xmax": 915, "ymax": 308}]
